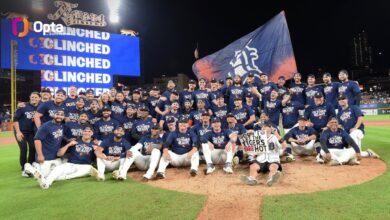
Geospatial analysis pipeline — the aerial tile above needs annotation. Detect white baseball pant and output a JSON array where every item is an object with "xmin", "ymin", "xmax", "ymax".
[
  {"xmin": 44, "ymin": 163, "xmax": 92, "ymax": 186},
  {"xmin": 119, "ymin": 148, "xmax": 161, "ymax": 178},
  {"xmin": 202, "ymin": 143, "xmax": 233, "ymax": 165},
  {"xmin": 29, "ymin": 158, "xmax": 64, "ymax": 178},
  {"xmin": 349, "ymin": 129, "xmax": 370, "ymax": 157},
  {"xmin": 157, "ymin": 150, "xmax": 199, "ymax": 173},
  {"xmin": 320, "ymin": 148, "xmax": 356, "ymax": 165},
  {"xmin": 96, "ymin": 157, "xmax": 125, "ymax": 176},
  {"xmin": 291, "ymin": 140, "xmax": 315, "ymax": 155}
]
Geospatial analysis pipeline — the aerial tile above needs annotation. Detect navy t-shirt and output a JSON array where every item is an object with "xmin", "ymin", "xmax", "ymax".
[
  {"xmin": 282, "ymin": 101, "xmax": 305, "ymax": 129},
  {"xmin": 120, "ymin": 116, "xmax": 137, "ymax": 140},
  {"xmin": 164, "ymin": 130, "xmax": 198, "ymax": 155},
  {"xmin": 320, "ymin": 129, "xmax": 356, "ymax": 150},
  {"xmin": 337, "ymin": 105, "xmax": 364, "ymax": 132},
  {"xmin": 285, "ymin": 127, "xmax": 317, "ymax": 144},
  {"xmin": 100, "ymin": 137, "xmax": 131, "ymax": 158},
  {"xmin": 289, "ymin": 82, "xmax": 307, "ymax": 105},
  {"xmin": 132, "ymin": 117, "xmax": 154, "ymax": 137},
  {"xmin": 324, "ymin": 82, "xmax": 340, "ymax": 108},
  {"xmin": 179, "ymin": 90, "xmax": 195, "ymax": 109},
  {"xmin": 68, "ymin": 139, "xmax": 95, "ymax": 164},
  {"xmin": 13, "ymin": 103, "xmax": 37, "ymax": 135},
  {"xmin": 34, "ymin": 121, "xmax": 64, "ymax": 160},
  {"xmin": 193, "ymin": 89, "xmax": 212, "ymax": 109},
  {"xmin": 87, "ymin": 110, "xmax": 102, "ymax": 125},
  {"xmin": 64, "ymin": 97, "xmax": 77, "ymax": 108},
  {"xmin": 93, "ymin": 118, "xmax": 120, "ymax": 141},
  {"xmin": 138, "ymin": 135, "xmax": 164, "ymax": 155},
  {"xmin": 227, "ymin": 85, "xmax": 245, "ymax": 106},
  {"xmin": 231, "ymin": 106, "xmax": 254, "ymax": 127},
  {"xmin": 263, "ymin": 99, "xmax": 282, "ymax": 126},
  {"xmin": 201, "ymin": 129, "xmax": 232, "ymax": 149},
  {"xmin": 161, "ymin": 112, "xmax": 181, "ymax": 131},
  {"xmin": 257, "ymin": 82, "xmax": 278, "ymax": 105},
  {"xmin": 110, "ymin": 101, "xmax": 127, "ymax": 122},
  {"xmin": 65, "ymin": 106, "xmax": 85, "ymax": 121},
  {"xmin": 338, "ymin": 81, "xmax": 361, "ymax": 106},
  {"xmin": 64, "ymin": 121, "xmax": 90, "ymax": 140},
  {"xmin": 36, "ymin": 101, "xmax": 66, "ymax": 124},
  {"xmin": 305, "ymin": 85, "xmax": 324, "ymax": 107},
  {"xmin": 304, "ymin": 103, "xmax": 336, "ymax": 132},
  {"xmin": 190, "ymin": 109, "xmax": 208, "ymax": 126}
]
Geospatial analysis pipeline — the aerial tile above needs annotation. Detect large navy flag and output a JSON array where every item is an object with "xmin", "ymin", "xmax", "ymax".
[{"xmin": 192, "ymin": 11, "xmax": 297, "ymax": 82}]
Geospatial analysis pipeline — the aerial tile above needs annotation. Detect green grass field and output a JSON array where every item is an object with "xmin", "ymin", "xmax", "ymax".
[
  {"xmin": 363, "ymin": 114, "xmax": 390, "ymax": 121},
  {"xmin": 1, "ymin": 124, "xmax": 389, "ymax": 219}
]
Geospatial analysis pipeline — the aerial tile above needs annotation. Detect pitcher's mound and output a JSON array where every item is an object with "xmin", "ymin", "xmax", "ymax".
[{"xmin": 128, "ymin": 157, "xmax": 386, "ymax": 220}]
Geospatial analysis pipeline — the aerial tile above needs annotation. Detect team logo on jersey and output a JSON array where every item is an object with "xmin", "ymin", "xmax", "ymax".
[
  {"xmin": 266, "ymin": 101, "xmax": 277, "ymax": 109},
  {"xmin": 282, "ymin": 106, "xmax": 294, "ymax": 114},
  {"xmin": 338, "ymin": 85, "xmax": 347, "ymax": 94},
  {"xmin": 108, "ymin": 146, "xmax": 123, "ymax": 156},
  {"xmin": 290, "ymin": 86, "xmax": 304, "ymax": 94},
  {"xmin": 306, "ymin": 89, "xmax": 317, "ymax": 98},
  {"xmin": 312, "ymin": 109, "xmax": 327, "ymax": 119},
  {"xmin": 199, "ymin": 127, "xmax": 211, "ymax": 136},
  {"xmin": 260, "ymin": 86, "xmax": 272, "ymax": 94},
  {"xmin": 329, "ymin": 135, "xmax": 342, "ymax": 145},
  {"xmin": 231, "ymin": 88, "xmax": 243, "ymax": 96},
  {"xmin": 75, "ymin": 144, "xmax": 93, "ymax": 156},
  {"xmin": 111, "ymin": 105, "xmax": 124, "ymax": 114},
  {"xmin": 296, "ymin": 133, "xmax": 309, "ymax": 140},
  {"xmin": 215, "ymin": 109, "xmax": 227, "ymax": 118},
  {"xmin": 212, "ymin": 135, "xmax": 226, "ymax": 145},
  {"xmin": 66, "ymin": 102, "xmax": 76, "ymax": 107},
  {"xmin": 234, "ymin": 112, "xmax": 247, "ymax": 121},
  {"xmin": 229, "ymin": 41, "xmax": 262, "ymax": 77},
  {"xmin": 136, "ymin": 124, "xmax": 150, "ymax": 133},
  {"xmin": 89, "ymin": 117, "xmax": 100, "ymax": 125},
  {"xmin": 123, "ymin": 121, "xmax": 133, "ymax": 130},
  {"xmin": 339, "ymin": 111, "xmax": 352, "ymax": 122},
  {"xmin": 68, "ymin": 112, "xmax": 80, "ymax": 120},
  {"xmin": 176, "ymin": 137, "xmax": 190, "ymax": 146},
  {"xmin": 196, "ymin": 93, "xmax": 209, "ymax": 99},
  {"xmin": 324, "ymin": 85, "xmax": 333, "ymax": 94},
  {"xmin": 71, "ymin": 128, "xmax": 83, "ymax": 137},
  {"xmin": 25, "ymin": 111, "xmax": 35, "ymax": 119},
  {"xmin": 52, "ymin": 129, "xmax": 63, "ymax": 139},
  {"xmin": 100, "ymin": 125, "xmax": 114, "ymax": 133}
]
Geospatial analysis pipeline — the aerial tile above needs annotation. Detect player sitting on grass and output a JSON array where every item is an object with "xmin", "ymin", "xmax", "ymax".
[
  {"xmin": 284, "ymin": 116, "xmax": 317, "ymax": 158},
  {"xmin": 114, "ymin": 125, "xmax": 163, "ymax": 181},
  {"xmin": 201, "ymin": 117, "xmax": 237, "ymax": 174},
  {"xmin": 240, "ymin": 122, "xmax": 287, "ymax": 187},
  {"xmin": 35, "ymin": 127, "xmax": 97, "ymax": 189},
  {"xmin": 319, "ymin": 117, "xmax": 361, "ymax": 166},
  {"xmin": 92, "ymin": 126, "xmax": 132, "ymax": 181}
]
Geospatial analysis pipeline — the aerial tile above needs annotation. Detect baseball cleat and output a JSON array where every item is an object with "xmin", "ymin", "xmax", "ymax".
[
  {"xmin": 328, "ymin": 159, "xmax": 340, "ymax": 166},
  {"xmin": 286, "ymin": 154, "xmax": 296, "ymax": 162},
  {"xmin": 223, "ymin": 162, "xmax": 233, "ymax": 174},
  {"xmin": 240, "ymin": 175, "xmax": 258, "ymax": 186},
  {"xmin": 206, "ymin": 163, "xmax": 215, "ymax": 175},
  {"xmin": 156, "ymin": 172, "xmax": 165, "ymax": 179},
  {"xmin": 267, "ymin": 171, "xmax": 281, "ymax": 187},
  {"xmin": 89, "ymin": 167, "xmax": 99, "ymax": 177},
  {"xmin": 96, "ymin": 174, "xmax": 105, "ymax": 181},
  {"xmin": 366, "ymin": 149, "xmax": 380, "ymax": 159},
  {"xmin": 21, "ymin": 170, "xmax": 30, "ymax": 178},
  {"xmin": 36, "ymin": 174, "xmax": 49, "ymax": 189},
  {"xmin": 316, "ymin": 154, "xmax": 325, "ymax": 164},
  {"xmin": 347, "ymin": 158, "xmax": 360, "ymax": 165},
  {"xmin": 112, "ymin": 170, "xmax": 119, "ymax": 180},
  {"xmin": 190, "ymin": 169, "xmax": 197, "ymax": 177},
  {"xmin": 24, "ymin": 163, "xmax": 34, "ymax": 176},
  {"xmin": 232, "ymin": 156, "xmax": 239, "ymax": 168},
  {"xmin": 143, "ymin": 173, "xmax": 153, "ymax": 180},
  {"xmin": 117, "ymin": 176, "xmax": 125, "ymax": 181}
]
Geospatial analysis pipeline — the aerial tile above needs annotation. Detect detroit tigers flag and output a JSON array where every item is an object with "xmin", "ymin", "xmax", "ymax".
[{"xmin": 192, "ymin": 11, "xmax": 297, "ymax": 82}]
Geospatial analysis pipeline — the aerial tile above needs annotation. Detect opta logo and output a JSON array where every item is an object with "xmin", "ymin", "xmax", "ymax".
[
  {"xmin": 12, "ymin": 17, "xmax": 29, "ymax": 37},
  {"xmin": 12, "ymin": 16, "xmax": 64, "ymax": 37}
]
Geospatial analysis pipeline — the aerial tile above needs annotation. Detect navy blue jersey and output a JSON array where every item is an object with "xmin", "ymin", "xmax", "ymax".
[
  {"xmin": 162, "ymin": 89, "xmax": 173, "ymax": 99},
  {"xmin": 263, "ymin": 99, "xmax": 282, "ymax": 126},
  {"xmin": 323, "ymin": 82, "xmax": 340, "ymax": 108},
  {"xmin": 162, "ymin": 130, "xmax": 175, "ymax": 142},
  {"xmin": 34, "ymin": 121, "xmax": 64, "ymax": 160},
  {"xmin": 64, "ymin": 122, "xmax": 90, "ymax": 140},
  {"xmin": 65, "ymin": 106, "xmax": 85, "ymax": 121},
  {"xmin": 64, "ymin": 97, "xmax": 77, "ymax": 108},
  {"xmin": 338, "ymin": 81, "xmax": 361, "ymax": 106},
  {"xmin": 163, "ymin": 130, "xmax": 197, "ymax": 155},
  {"xmin": 128, "ymin": 100, "xmax": 145, "ymax": 111},
  {"xmin": 93, "ymin": 118, "xmax": 120, "ymax": 141},
  {"xmin": 179, "ymin": 90, "xmax": 195, "ymax": 109},
  {"xmin": 304, "ymin": 103, "xmax": 336, "ymax": 132},
  {"xmin": 209, "ymin": 90, "xmax": 223, "ymax": 106},
  {"xmin": 110, "ymin": 101, "xmax": 127, "ymax": 122},
  {"xmin": 277, "ymin": 85, "xmax": 288, "ymax": 100},
  {"xmin": 337, "ymin": 106, "xmax": 364, "ymax": 132},
  {"xmin": 13, "ymin": 103, "xmax": 37, "ymax": 135},
  {"xmin": 161, "ymin": 112, "xmax": 181, "ymax": 131},
  {"xmin": 227, "ymin": 85, "xmax": 245, "ymax": 106},
  {"xmin": 147, "ymin": 96, "xmax": 160, "ymax": 118},
  {"xmin": 100, "ymin": 137, "xmax": 131, "ymax": 158},
  {"xmin": 285, "ymin": 127, "xmax": 317, "ymax": 144},
  {"xmin": 243, "ymin": 85, "xmax": 261, "ymax": 109},
  {"xmin": 212, "ymin": 105, "xmax": 228, "ymax": 127},
  {"xmin": 83, "ymin": 100, "xmax": 91, "ymax": 111},
  {"xmin": 282, "ymin": 101, "xmax": 305, "ymax": 129},
  {"xmin": 225, "ymin": 123, "xmax": 246, "ymax": 135},
  {"xmin": 87, "ymin": 110, "xmax": 102, "ymax": 125},
  {"xmin": 68, "ymin": 139, "xmax": 95, "ymax": 165},
  {"xmin": 180, "ymin": 109, "xmax": 193, "ymax": 122},
  {"xmin": 190, "ymin": 109, "xmax": 208, "ymax": 126},
  {"xmin": 36, "ymin": 101, "xmax": 66, "ymax": 124},
  {"xmin": 132, "ymin": 117, "xmax": 154, "ymax": 137},
  {"xmin": 289, "ymin": 82, "xmax": 307, "ymax": 105},
  {"xmin": 305, "ymin": 85, "xmax": 324, "ymax": 107},
  {"xmin": 138, "ymin": 135, "xmax": 164, "ymax": 155},
  {"xmin": 257, "ymin": 82, "xmax": 278, "ymax": 105},
  {"xmin": 190, "ymin": 123, "xmax": 212, "ymax": 139},
  {"xmin": 120, "ymin": 116, "xmax": 137, "ymax": 140},
  {"xmin": 201, "ymin": 129, "xmax": 232, "ymax": 149},
  {"xmin": 193, "ymin": 89, "xmax": 212, "ymax": 109},
  {"xmin": 156, "ymin": 99, "xmax": 172, "ymax": 114},
  {"xmin": 231, "ymin": 106, "xmax": 254, "ymax": 125},
  {"xmin": 320, "ymin": 129, "xmax": 359, "ymax": 152}
]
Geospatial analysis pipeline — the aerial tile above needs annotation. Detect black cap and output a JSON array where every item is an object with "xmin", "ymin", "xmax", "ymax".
[
  {"xmin": 86, "ymin": 89, "xmax": 94, "ymax": 94},
  {"xmin": 167, "ymin": 117, "xmax": 176, "ymax": 123},
  {"xmin": 211, "ymin": 78, "xmax": 217, "ymax": 83},
  {"xmin": 56, "ymin": 89, "xmax": 66, "ymax": 95},
  {"xmin": 211, "ymin": 117, "xmax": 221, "ymax": 123},
  {"xmin": 132, "ymin": 89, "xmax": 140, "ymax": 94},
  {"xmin": 216, "ymin": 94, "xmax": 224, "ymax": 99},
  {"xmin": 246, "ymin": 93, "xmax": 253, "ymax": 97},
  {"xmin": 102, "ymin": 106, "xmax": 111, "ymax": 111},
  {"xmin": 122, "ymin": 86, "xmax": 129, "ymax": 91},
  {"xmin": 139, "ymin": 105, "xmax": 149, "ymax": 111},
  {"xmin": 115, "ymin": 125, "xmax": 124, "ymax": 131},
  {"xmin": 171, "ymin": 90, "xmax": 179, "ymax": 96},
  {"xmin": 218, "ymin": 79, "xmax": 224, "ymax": 84},
  {"xmin": 298, "ymin": 116, "xmax": 308, "ymax": 121},
  {"xmin": 338, "ymin": 95, "xmax": 347, "ymax": 100},
  {"xmin": 188, "ymin": 79, "xmax": 196, "ymax": 84},
  {"xmin": 248, "ymin": 72, "xmax": 255, "ymax": 77},
  {"xmin": 178, "ymin": 118, "xmax": 188, "ymax": 123},
  {"xmin": 151, "ymin": 124, "xmax": 160, "ymax": 129},
  {"xmin": 41, "ymin": 87, "xmax": 51, "ymax": 93},
  {"xmin": 314, "ymin": 92, "xmax": 324, "ymax": 98},
  {"xmin": 151, "ymin": 86, "xmax": 160, "ymax": 91},
  {"xmin": 127, "ymin": 103, "xmax": 136, "ymax": 109},
  {"xmin": 83, "ymin": 126, "xmax": 93, "ymax": 131},
  {"xmin": 226, "ymin": 75, "xmax": 232, "ymax": 80},
  {"xmin": 234, "ymin": 96, "xmax": 242, "ymax": 101},
  {"xmin": 142, "ymin": 91, "xmax": 148, "ymax": 96},
  {"xmin": 184, "ymin": 98, "xmax": 192, "ymax": 103},
  {"xmin": 78, "ymin": 91, "xmax": 86, "ymax": 96}
]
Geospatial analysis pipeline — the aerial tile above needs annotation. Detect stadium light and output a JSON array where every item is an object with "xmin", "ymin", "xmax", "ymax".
[{"xmin": 108, "ymin": 0, "xmax": 120, "ymax": 23}]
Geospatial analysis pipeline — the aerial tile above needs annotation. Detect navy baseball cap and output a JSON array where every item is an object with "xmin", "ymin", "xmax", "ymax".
[
  {"xmin": 338, "ymin": 95, "xmax": 347, "ymax": 100},
  {"xmin": 216, "ymin": 94, "xmax": 224, "ymax": 99},
  {"xmin": 86, "ymin": 89, "xmax": 94, "ymax": 94},
  {"xmin": 178, "ymin": 118, "xmax": 188, "ymax": 123},
  {"xmin": 139, "ymin": 105, "xmax": 149, "ymax": 111},
  {"xmin": 102, "ymin": 106, "xmax": 111, "ymax": 111},
  {"xmin": 171, "ymin": 90, "xmax": 179, "ymax": 96},
  {"xmin": 167, "ymin": 117, "xmax": 176, "ymax": 123},
  {"xmin": 226, "ymin": 75, "xmax": 232, "ymax": 80},
  {"xmin": 211, "ymin": 117, "xmax": 221, "ymax": 123},
  {"xmin": 199, "ymin": 78, "xmax": 207, "ymax": 82},
  {"xmin": 210, "ymin": 78, "xmax": 217, "ymax": 83},
  {"xmin": 246, "ymin": 93, "xmax": 253, "ymax": 97},
  {"xmin": 314, "ymin": 92, "xmax": 324, "ymax": 98},
  {"xmin": 56, "ymin": 89, "xmax": 66, "ymax": 95},
  {"xmin": 132, "ymin": 89, "xmax": 141, "ymax": 94},
  {"xmin": 226, "ymin": 113, "xmax": 235, "ymax": 118},
  {"xmin": 298, "ymin": 116, "xmax": 308, "ymax": 121},
  {"xmin": 188, "ymin": 79, "xmax": 196, "ymax": 84},
  {"xmin": 234, "ymin": 96, "xmax": 242, "ymax": 101},
  {"xmin": 151, "ymin": 86, "xmax": 160, "ymax": 91},
  {"xmin": 323, "ymin": 72, "xmax": 332, "ymax": 77},
  {"xmin": 151, "ymin": 124, "xmax": 160, "ymax": 130},
  {"xmin": 201, "ymin": 112, "xmax": 210, "ymax": 117},
  {"xmin": 115, "ymin": 125, "xmax": 124, "ymax": 131},
  {"xmin": 307, "ymin": 74, "xmax": 316, "ymax": 79},
  {"xmin": 248, "ymin": 72, "xmax": 255, "ymax": 77},
  {"xmin": 219, "ymin": 79, "xmax": 224, "ymax": 84}
]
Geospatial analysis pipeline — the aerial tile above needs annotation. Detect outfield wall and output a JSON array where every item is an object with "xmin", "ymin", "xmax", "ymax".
[{"xmin": 360, "ymin": 104, "xmax": 390, "ymax": 115}]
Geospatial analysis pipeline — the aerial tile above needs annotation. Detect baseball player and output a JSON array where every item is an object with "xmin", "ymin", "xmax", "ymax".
[
  {"xmin": 209, "ymin": 78, "xmax": 223, "ymax": 106},
  {"xmin": 86, "ymin": 99, "xmax": 102, "ymax": 125},
  {"xmin": 251, "ymin": 72, "xmax": 278, "ymax": 108},
  {"xmin": 288, "ymin": 72, "xmax": 306, "ymax": 106},
  {"xmin": 65, "ymin": 97, "xmax": 85, "ymax": 122},
  {"xmin": 201, "ymin": 118, "xmax": 237, "ymax": 174},
  {"xmin": 243, "ymin": 73, "xmax": 261, "ymax": 111},
  {"xmin": 35, "ymin": 127, "xmax": 96, "ymax": 189},
  {"xmin": 337, "ymin": 96, "xmax": 379, "ymax": 158},
  {"xmin": 226, "ymin": 75, "xmax": 245, "ymax": 110},
  {"xmin": 63, "ymin": 112, "xmax": 90, "ymax": 141},
  {"xmin": 320, "ymin": 117, "xmax": 361, "ymax": 166},
  {"xmin": 304, "ymin": 74, "xmax": 324, "ymax": 108},
  {"xmin": 240, "ymin": 122, "xmax": 287, "ymax": 186},
  {"xmin": 162, "ymin": 118, "xmax": 177, "ymax": 141},
  {"xmin": 119, "ymin": 104, "xmax": 137, "ymax": 141},
  {"xmin": 276, "ymin": 76, "xmax": 288, "ymax": 100},
  {"xmin": 115, "ymin": 125, "xmax": 163, "ymax": 180},
  {"xmin": 156, "ymin": 119, "xmax": 199, "ymax": 178},
  {"xmin": 24, "ymin": 110, "xmax": 65, "ymax": 178},
  {"xmin": 245, "ymin": 92, "xmax": 260, "ymax": 117},
  {"xmin": 34, "ymin": 89, "xmax": 66, "ymax": 128},
  {"xmin": 285, "ymin": 116, "xmax": 317, "ymax": 157},
  {"xmin": 225, "ymin": 113, "xmax": 247, "ymax": 164},
  {"xmin": 263, "ymin": 90, "xmax": 283, "ymax": 127},
  {"xmin": 181, "ymin": 99, "xmax": 194, "ymax": 123},
  {"xmin": 110, "ymin": 92, "xmax": 128, "ymax": 122},
  {"xmin": 93, "ymin": 126, "xmax": 132, "ymax": 181},
  {"xmin": 190, "ymin": 99, "xmax": 212, "ymax": 126},
  {"xmin": 159, "ymin": 101, "xmax": 181, "ymax": 131},
  {"xmin": 13, "ymin": 91, "xmax": 41, "ymax": 177},
  {"xmin": 230, "ymin": 97, "xmax": 256, "ymax": 129},
  {"xmin": 281, "ymin": 93, "xmax": 305, "ymax": 135},
  {"xmin": 212, "ymin": 94, "xmax": 229, "ymax": 127},
  {"xmin": 193, "ymin": 78, "xmax": 212, "ymax": 109},
  {"xmin": 179, "ymin": 79, "xmax": 196, "ymax": 109},
  {"xmin": 338, "ymin": 69, "xmax": 361, "ymax": 106},
  {"xmin": 131, "ymin": 106, "xmax": 154, "ymax": 144},
  {"xmin": 190, "ymin": 112, "xmax": 212, "ymax": 139},
  {"xmin": 93, "ymin": 106, "xmax": 120, "ymax": 143},
  {"xmin": 63, "ymin": 86, "xmax": 78, "ymax": 108},
  {"xmin": 322, "ymin": 73, "xmax": 340, "ymax": 109}
]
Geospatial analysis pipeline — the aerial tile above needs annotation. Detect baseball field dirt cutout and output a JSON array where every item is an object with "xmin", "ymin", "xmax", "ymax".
[{"xmin": 128, "ymin": 157, "xmax": 386, "ymax": 220}]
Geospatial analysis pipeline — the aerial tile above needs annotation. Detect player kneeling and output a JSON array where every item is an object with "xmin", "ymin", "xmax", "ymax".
[
  {"xmin": 93, "ymin": 126, "xmax": 132, "ymax": 181},
  {"xmin": 284, "ymin": 116, "xmax": 317, "ymax": 158},
  {"xmin": 240, "ymin": 122, "xmax": 287, "ymax": 187},
  {"xmin": 36, "ymin": 127, "xmax": 97, "ymax": 189},
  {"xmin": 115, "ymin": 125, "xmax": 163, "ymax": 180},
  {"xmin": 319, "ymin": 117, "xmax": 361, "ymax": 166},
  {"xmin": 156, "ymin": 119, "xmax": 199, "ymax": 178},
  {"xmin": 201, "ymin": 117, "xmax": 237, "ymax": 174}
]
